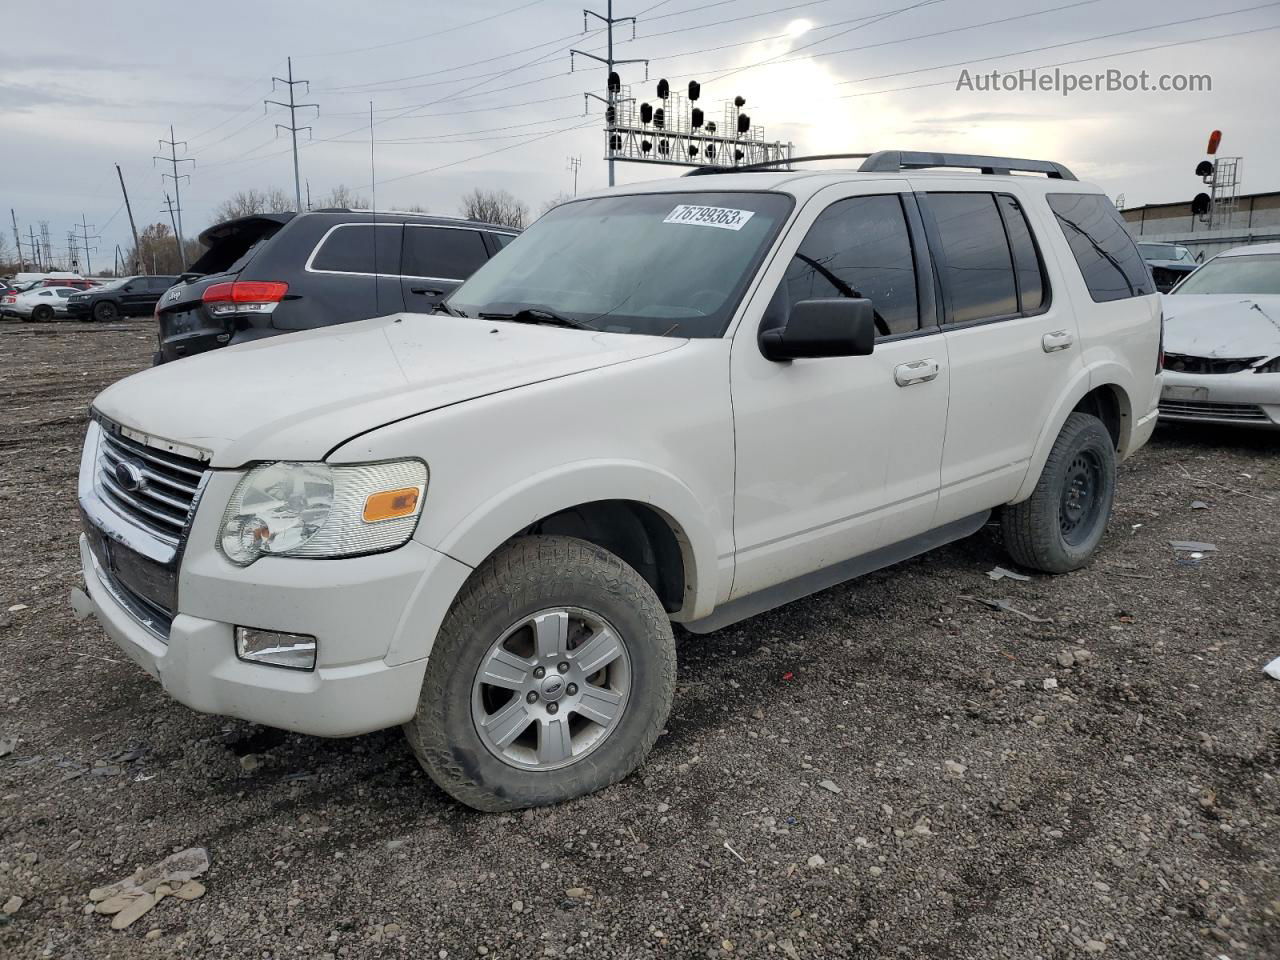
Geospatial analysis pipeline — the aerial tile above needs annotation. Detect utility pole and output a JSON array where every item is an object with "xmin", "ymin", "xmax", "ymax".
[
  {"xmin": 306, "ymin": 179, "xmax": 312, "ymax": 211},
  {"xmin": 28, "ymin": 226, "xmax": 41, "ymax": 271},
  {"xmin": 571, "ymin": 2, "xmax": 648, "ymax": 188},
  {"xmin": 266, "ymin": 57, "xmax": 319, "ymax": 213},
  {"xmin": 567, "ymin": 156, "xmax": 582, "ymax": 195},
  {"xmin": 163, "ymin": 194, "xmax": 185, "ymax": 270},
  {"xmin": 9, "ymin": 210, "xmax": 22, "ymax": 269},
  {"xmin": 74, "ymin": 215, "xmax": 100, "ymax": 276},
  {"xmin": 154, "ymin": 126, "xmax": 193, "ymax": 260},
  {"xmin": 115, "ymin": 164, "xmax": 143, "ymax": 275}
]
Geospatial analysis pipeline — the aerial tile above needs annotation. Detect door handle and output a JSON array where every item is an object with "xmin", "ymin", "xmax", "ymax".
[
  {"xmin": 409, "ymin": 286, "xmax": 444, "ymax": 296},
  {"xmin": 894, "ymin": 358, "xmax": 940, "ymax": 387},
  {"xmin": 1042, "ymin": 330, "xmax": 1074, "ymax": 353}
]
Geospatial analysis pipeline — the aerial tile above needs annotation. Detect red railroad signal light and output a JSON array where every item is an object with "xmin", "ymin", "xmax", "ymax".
[{"xmin": 1206, "ymin": 130, "xmax": 1221, "ymax": 155}]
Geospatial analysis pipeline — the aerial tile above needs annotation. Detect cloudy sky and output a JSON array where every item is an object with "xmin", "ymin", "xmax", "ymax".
[{"xmin": 4, "ymin": 0, "xmax": 1278, "ymax": 268}]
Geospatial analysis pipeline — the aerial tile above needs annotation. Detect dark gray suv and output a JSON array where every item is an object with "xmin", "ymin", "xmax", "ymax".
[{"xmin": 154, "ymin": 209, "xmax": 519, "ymax": 363}]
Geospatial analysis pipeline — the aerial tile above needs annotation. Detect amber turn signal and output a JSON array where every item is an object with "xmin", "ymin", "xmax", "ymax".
[{"xmin": 362, "ymin": 487, "xmax": 421, "ymax": 523}]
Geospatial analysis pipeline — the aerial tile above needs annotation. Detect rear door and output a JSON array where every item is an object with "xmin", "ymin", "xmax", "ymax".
[
  {"xmin": 915, "ymin": 181, "xmax": 1082, "ymax": 524},
  {"xmin": 400, "ymin": 224, "xmax": 492, "ymax": 313},
  {"xmin": 119, "ymin": 279, "xmax": 155, "ymax": 315}
]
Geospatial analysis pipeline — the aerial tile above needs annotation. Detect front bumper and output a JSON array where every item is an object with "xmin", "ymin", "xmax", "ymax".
[
  {"xmin": 1159, "ymin": 369, "xmax": 1280, "ymax": 429},
  {"xmin": 75, "ymin": 424, "xmax": 475, "ymax": 737},
  {"xmin": 65, "ymin": 301, "xmax": 92, "ymax": 317},
  {"xmin": 76, "ymin": 533, "xmax": 471, "ymax": 736}
]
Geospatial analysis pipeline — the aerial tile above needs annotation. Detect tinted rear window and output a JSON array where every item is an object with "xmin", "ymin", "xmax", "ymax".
[
  {"xmin": 309, "ymin": 223, "xmax": 400, "ymax": 274},
  {"xmin": 997, "ymin": 194, "xmax": 1046, "ymax": 313},
  {"xmin": 928, "ymin": 192, "xmax": 1018, "ymax": 324},
  {"xmin": 402, "ymin": 226, "xmax": 489, "ymax": 280},
  {"xmin": 189, "ymin": 221, "xmax": 284, "ymax": 276},
  {"xmin": 1046, "ymin": 193, "xmax": 1153, "ymax": 302}
]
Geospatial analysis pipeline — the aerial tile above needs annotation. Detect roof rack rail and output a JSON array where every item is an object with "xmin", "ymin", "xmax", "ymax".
[
  {"xmin": 858, "ymin": 150, "xmax": 1076, "ymax": 180},
  {"xmin": 682, "ymin": 153, "xmax": 871, "ymax": 176},
  {"xmin": 681, "ymin": 150, "xmax": 1075, "ymax": 180}
]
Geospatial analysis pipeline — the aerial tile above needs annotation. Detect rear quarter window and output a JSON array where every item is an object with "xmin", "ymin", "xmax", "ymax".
[
  {"xmin": 1046, "ymin": 193, "xmax": 1153, "ymax": 302},
  {"xmin": 308, "ymin": 223, "xmax": 400, "ymax": 275}
]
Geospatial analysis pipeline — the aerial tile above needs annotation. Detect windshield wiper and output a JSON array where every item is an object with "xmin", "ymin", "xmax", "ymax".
[
  {"xmin": 431, "ymin": 300, "xmax": 466, "ymax": 317},
  {"xmin": 477, "ymin": 302, "xmax": 595, "ymax": 330}
]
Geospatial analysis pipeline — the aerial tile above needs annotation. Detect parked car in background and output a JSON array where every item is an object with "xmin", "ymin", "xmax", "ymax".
[
  {"xmin": 66, "ymin": 275, "xmax": 179, "ymax": 322},
  {"xmin": 1138, "ymin": 241, "xmax": 1198, "ymax": 292},
  {"xmin": 1159, "ymin": 241, "xmax": 1280, "ymax": 428},
  {"xmin": 74, "ymin": 151, "xmax": 1161, "ymax": 811},
  {"xmin": 154, "ymin": 209, "xmax": 519, "ymax": 363},
  {"xmin": 2, "ymin": 285, "xmax": 85, "ymax": 321},
  {"xmin": 11, "ymin": 273, "xmax": 100, "ymax": 292}
]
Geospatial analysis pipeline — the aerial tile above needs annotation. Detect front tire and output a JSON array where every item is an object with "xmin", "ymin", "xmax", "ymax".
[
  {"xmin": 403, "ymin": 535, "xmax": 676, "ymax": 811},
  {"xmin": 1002, "ymin": 412, "xmax": 1116, "ymax": 573},
  {"xmin": 93, "ymin": 301, "xmax": 119, "ymax": 322},
  {"xmin": 31, "ymin": 305, "xmax": 53, "ymax": 322}
]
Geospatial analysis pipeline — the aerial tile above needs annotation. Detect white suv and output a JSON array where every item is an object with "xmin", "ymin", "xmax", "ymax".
[{"xmin": 73, "ymin": 152, "xmax": 1162, "ymax": 810}]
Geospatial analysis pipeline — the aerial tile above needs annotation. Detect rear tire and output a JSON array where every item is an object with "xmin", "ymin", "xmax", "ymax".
[
  {"xmin": 1002, "ymin": 412, "xmax": 1116, "ymax": 573},
  {"xmin": 403, "ymin": 535, "xmax": 676, "ymax": 812},
  {"xmin": 92, "ymin": 301, "xmax": 119, "ymax": 322}
]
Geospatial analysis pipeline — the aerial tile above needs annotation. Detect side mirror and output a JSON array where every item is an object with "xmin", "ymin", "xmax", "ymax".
[{"xmin": 759, "ymin": 298, "xmax": 876, "ymax": 362}]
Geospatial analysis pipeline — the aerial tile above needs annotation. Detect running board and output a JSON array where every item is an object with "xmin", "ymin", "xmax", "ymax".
[{"xmin": 683, "ymin": 511, "xmax": 991, "ymax": 635}]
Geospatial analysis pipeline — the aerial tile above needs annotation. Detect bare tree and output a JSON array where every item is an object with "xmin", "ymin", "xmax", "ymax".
[
  {"xmin": 212, "ymin": 187, "xmax": 293, "ymax": 222},
  {"xmin": 460, "ymin": 188, "xmax": 528, "ymax": 229},
  {"xmin": 316, "ymin": 184, "xmax": 369, "ymax": 210},
  {"xmin": 125, "ymin": 224, "xmax": 204, "ymax": 275},
  {"xmin": 539, "ymin": 192, "xmax": 574, "ymax": 217}
]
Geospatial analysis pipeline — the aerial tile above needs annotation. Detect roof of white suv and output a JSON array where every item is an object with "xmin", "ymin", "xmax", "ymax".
[{"xmin": 591, "ymin": 151, "xmax": 1101, "ymax": 201}]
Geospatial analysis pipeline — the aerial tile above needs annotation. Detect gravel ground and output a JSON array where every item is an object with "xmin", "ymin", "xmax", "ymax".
[{"xmin": 1, "ymin": 319, "xmax": 1278, "ymax": 960}]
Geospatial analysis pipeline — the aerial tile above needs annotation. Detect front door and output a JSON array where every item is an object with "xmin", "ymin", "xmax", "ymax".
[{"xmin": 729, "ymin": 183, "xmax": 950, "ymax": 600}]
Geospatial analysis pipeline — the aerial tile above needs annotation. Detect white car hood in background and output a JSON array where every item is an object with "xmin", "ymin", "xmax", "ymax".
[
  {"xmin": 93, "ymin": 313, "xmax": 686, "ymax": 466},
  {"xmin": 1162, "ymin": 294, "xmax": 1280, "ymax": 361}
]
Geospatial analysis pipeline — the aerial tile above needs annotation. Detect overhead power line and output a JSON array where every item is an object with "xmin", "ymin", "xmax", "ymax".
[
  {"xmin": 153, "ymin": 126, "xmax": 194, "ymax": 263},
  {"xmin": 304, "ymin": 0, "xmax": 550, "ymax": 58},
  {"xmin": 842, "ymin": 20, "xmax": 1280, "ymax": 98},
  {"xmin": 834, "ymin": 0, "xmax": 1280, "ymax": 87}
]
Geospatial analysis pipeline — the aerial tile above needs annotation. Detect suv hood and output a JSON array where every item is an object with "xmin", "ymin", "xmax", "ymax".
[
  {"xmin": 94, "ymin": 313, "xmax": 686, "ymax": 466},
  {"xmin": 1162, "ymin": 294, "xmax": 1280, "ymax": 360}
]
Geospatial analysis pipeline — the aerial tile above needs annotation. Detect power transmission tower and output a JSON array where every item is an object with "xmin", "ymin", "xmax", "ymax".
[
  {"xmin": 115, "ymin": 164, "xmax": 143, "ymax": 275},
  {"xmin": 28, "ymin": 226, "xmax": 41, "ymax": 271},
  {"xmin": 266, "ymin": 57, "xmax": 319, "ymax": 213},
  {"xmin": 66, "ymin": 230, "xmax": 80, "ymax": 272},
  {"xmin": 571, "ymin": 2, "xmax": 648, "ymax": 187},
  {"xmin": 74, "ymin": 215, "xmax": 100, "ymax": 276},
  {"xmin": 40, "ymin": 223, "xmax": 52, "ymax": 268},
  {"xmin": 567, "ymin": 155, "xmax": 582, "ymax": 195},
  {"xmin": 154, "ymin": 127, "xmax": 193, "ymax": 264}
]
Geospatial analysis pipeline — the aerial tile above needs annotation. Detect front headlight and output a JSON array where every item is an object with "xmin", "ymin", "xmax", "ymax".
[{"xmin": 218, "ymin": 459, "xmax": 427, "ymax": 565}]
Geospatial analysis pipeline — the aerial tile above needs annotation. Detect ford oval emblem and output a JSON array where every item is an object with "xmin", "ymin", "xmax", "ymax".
[{"xmin": 114, "ymin": 460, "xmax": 147, "ymax": 493}]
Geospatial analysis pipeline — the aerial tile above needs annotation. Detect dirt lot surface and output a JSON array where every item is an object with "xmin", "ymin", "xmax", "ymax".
[{"xmin": 1, "ymin": 319, "xmax": 1278, "ymax": 960}]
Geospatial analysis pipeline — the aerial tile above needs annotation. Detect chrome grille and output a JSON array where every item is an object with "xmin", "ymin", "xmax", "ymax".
[
  {"xmin": 96, "ymin": 425, "xmax": 208, "ymax": 544},
  {"xmin": 1159, "ymin": 399, "xmax": 1270, "ymax": 422}
]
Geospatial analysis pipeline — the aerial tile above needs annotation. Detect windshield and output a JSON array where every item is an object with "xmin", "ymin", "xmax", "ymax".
[
  {"xmin": 1138, "ymin": 242, "xmax": 1190, "ymax": 262},
  {"xmin": 447, "ymin": 191, "xmax": 794, "ymax": 338},
  {"xmin": 1172, "ymin": 253, "xmax": 1280, "ymax": 295}
]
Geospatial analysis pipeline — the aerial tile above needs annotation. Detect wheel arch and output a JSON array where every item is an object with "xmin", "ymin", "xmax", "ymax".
[
  {"xmin": 427, "ymin": 460, "xmax": 720, "ymax": 622},
  {"xmin": 1012, "ymin": 364, "xmax": 1135, "ymax": 503}
]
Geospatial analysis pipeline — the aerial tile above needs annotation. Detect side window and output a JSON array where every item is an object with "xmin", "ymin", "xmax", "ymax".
[
  {"xmin": 493, "ymin": 233, "xmax": 516, "ymax": 249},
  {"xmin": 927, "ymin": 192, "xmax": 1018, "ymax": 324},
  {"xmin": 1046, "ymin": 193, "xmax": 1153, "ymax": 302},
  {"xmin": 403, "ymin": 227, "xmax": 489, "ymax": 280},
  {"xmin": 148, "ymin": 277, "xmax": 174, "ymax": 293},
  {"xmin": 996, "ymin": 194, "xmax": 1047, "ymax": 313},
  {"xmin": 778, "ymin": 194, "xmax": 919, "ymax": 337},
  {"xmin": 309, "ymin": 224, "xmax": 399, "ymax": 275}
]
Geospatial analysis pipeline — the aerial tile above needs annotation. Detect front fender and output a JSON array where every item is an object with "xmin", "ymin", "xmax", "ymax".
[{"xmin": 427, "ymin": 458, "xmax": 721, "ymax": 622}]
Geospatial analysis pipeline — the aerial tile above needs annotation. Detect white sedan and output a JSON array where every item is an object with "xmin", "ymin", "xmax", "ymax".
[
  {"xmin": 1159, "ymin": 242, "xmax": 1280, "ymax": 429},
  {"xmin": 0, "ymin": 286, "xmax": 83, "ymax": 321}
]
